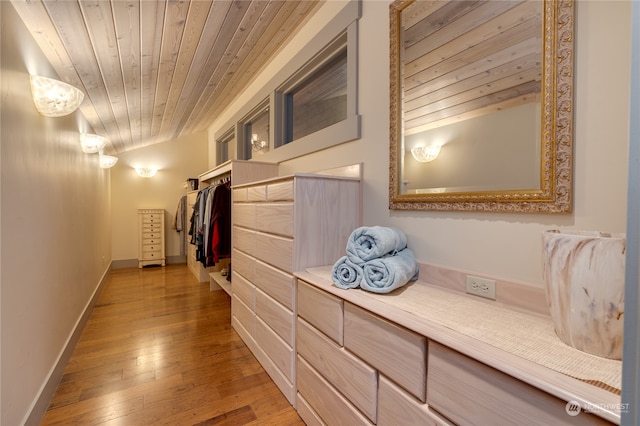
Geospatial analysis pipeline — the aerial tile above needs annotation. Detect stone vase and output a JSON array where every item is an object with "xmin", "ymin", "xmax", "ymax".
[{"xmin": 542, "ymin": 230, "xmax": 626, "ymax": 360}]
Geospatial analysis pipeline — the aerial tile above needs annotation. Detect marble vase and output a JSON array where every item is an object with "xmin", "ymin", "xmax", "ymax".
[{"xmin": 542, "ymin": 230, "xmax": 626, "ymax": 360}]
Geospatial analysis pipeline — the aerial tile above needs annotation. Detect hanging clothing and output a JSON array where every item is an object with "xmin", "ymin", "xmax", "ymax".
[
  {"xmin": 207, "ymin": 182, "xmax": 231, "ymax": 265},
  {"xmin": 188, "ymin": 176, "xmax": 232, "ymax": 267},
  {"xmin": 174, "ymin": 195, "xmax": 188, "ymax": 256}
]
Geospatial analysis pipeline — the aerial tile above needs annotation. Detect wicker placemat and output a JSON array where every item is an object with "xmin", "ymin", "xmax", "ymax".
[
  {"xmin": 306, "ymin": 267, "xmax": 622, "ymax": 394},
  {"xmin": 377, "ymin": 284, "xmax": 622, "ymax": 394}
]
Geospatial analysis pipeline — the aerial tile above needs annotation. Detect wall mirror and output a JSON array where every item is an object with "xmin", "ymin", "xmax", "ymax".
[{"xmin": 389, "ymin": 0, "xmax": 574, "ymax": 212}]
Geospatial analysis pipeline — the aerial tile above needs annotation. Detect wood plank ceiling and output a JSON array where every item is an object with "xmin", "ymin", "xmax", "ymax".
[
  {"xmin": 11, "ymin": 0, "xmax": 321, "ymax": 154},
  {"xmin": 401, "ymin": 0, "xmax": 542, "ymax": 135}
]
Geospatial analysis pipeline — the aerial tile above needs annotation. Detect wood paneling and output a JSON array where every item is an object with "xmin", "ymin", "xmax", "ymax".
[
  {"xmin": 40, "ymin": 265, "xmax": 303, "ymax": 425},
  {"xmin": 11, "ymin": 0, "xmax": 320, "ymax": 153}
]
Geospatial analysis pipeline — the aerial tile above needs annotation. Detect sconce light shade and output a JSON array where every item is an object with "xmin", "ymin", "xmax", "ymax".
[
  {"xmin": 136, "ymin": 167, "xmax": 158, "ymax": 178},
  {"xmin": 411, "ymin": 145, "xmax": 441, "ymax": 163},
  {"xmin": 30, "ymin": 75, "xmax": 84, "ymax": 117},
  {"xmin": 80, "ymin": 133, "xmax": 108, "ymax": 153},
  {"xmin": 251, "ymin": 133, "xmax": 268, "ymax": 152},
  {"xmin": 99, "ymin": 155, "xmax": 118, "ymax": 169}
]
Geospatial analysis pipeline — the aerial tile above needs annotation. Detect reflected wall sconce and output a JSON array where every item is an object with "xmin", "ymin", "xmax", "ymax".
[
  {"xmin": 136, "ymin": 167, "xmax": 158, "ymax": 178},
  {"xmin": 99, "ymin": 152, "xmax": 118, "ymax": 169},
  {"xmin": 411, "ymin": 145, "xmax": 441, "ymax": 163},
  {"xmin": 30, "ymin": 75, "xmax": 84, "ymax": 117},
  {"xmin": 251, "ymin": 133, "xmax": 268, "ymax": 152},
  {"xmin": 80, "ymin": 133, "xmax": 107, "ymax": 153}
]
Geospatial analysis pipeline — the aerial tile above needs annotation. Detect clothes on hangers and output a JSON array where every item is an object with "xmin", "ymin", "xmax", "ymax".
[
  {"xmin": 174, "ymin": 195, "xmax": 187, "ymax": 256},
  {"xmin": 188, "ymin": 175, "xmax": 232, "ymax": 267}
]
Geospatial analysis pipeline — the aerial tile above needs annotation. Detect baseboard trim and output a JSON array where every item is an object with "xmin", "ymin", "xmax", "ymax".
[
  {"xmin": 112, "ymin": 256, "xmax": 186, "ymax": 269},
  {"xmin": 24, "ymin": 263, "xmax": 112, "ymax": 425}
]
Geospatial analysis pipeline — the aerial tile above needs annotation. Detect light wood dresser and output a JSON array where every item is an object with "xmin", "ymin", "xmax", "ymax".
[
  {"xmin": 294, "ymin": 267, "xmax": 621, "ymax": 426},
  {"xmin": 137, "ymin": 209, "xmax": 165, "ymax": 268},
  {"xmin": 231, "ymin": 172, "xmax": 361, "ymax": 404}
]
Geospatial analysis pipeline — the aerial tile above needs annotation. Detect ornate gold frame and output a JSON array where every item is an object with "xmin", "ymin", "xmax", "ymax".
[{"xmin": 389, "ymin": 0, "xmax": 574, "ymax": 213}]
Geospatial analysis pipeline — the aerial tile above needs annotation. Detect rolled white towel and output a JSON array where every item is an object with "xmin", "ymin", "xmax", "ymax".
[
  {"xmin": 331, "ymin": 256, "xmax": 363, "ymax": 289},
  {"xmin": 360, "ymin": 248, "xmax": 419, "ymax": 294},
  {"xmin": 346, "ymin": 226, "xmax": 408, "ymax": 266}
]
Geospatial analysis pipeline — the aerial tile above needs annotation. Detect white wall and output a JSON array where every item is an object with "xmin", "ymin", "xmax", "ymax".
[
  {"xmin": 110, "ymin": 132, "xmax": 209, "ymax": 263},
  {"xmin": 209, "ymin": 0, "xmax": 631, "ymax": 288},
  {"xmin": 0, "ymin": 3, "xmax": 112, "ymax": 424}
]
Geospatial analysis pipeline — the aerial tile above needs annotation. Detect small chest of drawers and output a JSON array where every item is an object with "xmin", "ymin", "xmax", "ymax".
[{"xmin": 138, "ymin": 209, "xmax": 166, "ymax": 268}]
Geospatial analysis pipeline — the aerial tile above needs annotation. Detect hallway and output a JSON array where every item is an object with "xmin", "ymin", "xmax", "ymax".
[{"xmin": 40, "ymin": 265, "xmax": 304, "ymax": 425}]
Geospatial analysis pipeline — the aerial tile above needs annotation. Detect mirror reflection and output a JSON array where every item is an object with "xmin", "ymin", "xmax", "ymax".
[{"xmin": 389, "ymin": 0, "xmax": 574, "ymax": 212}]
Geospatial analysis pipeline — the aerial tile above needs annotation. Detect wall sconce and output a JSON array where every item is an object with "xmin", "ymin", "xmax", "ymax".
[
  {"xmin": 251, "ymin": 133, "xmax": 268, "ymax": 152},
  {"xmin": 99, "ymin": 153, "xmax": 118, "ymax": 169},
  {"xmin": 411, "ymin": 145, "xmax": 441, "ymax": 163},
  {"xmin": 30, "ymin": 75, "xmax": 84, "ymax": 117},
  {"xmin": 80, "ymin": 133, "xmax": 107, "ymax": 153},
  {"xmin": 136, "ymin": 167, "xmax": 158, "ymax": 178}
]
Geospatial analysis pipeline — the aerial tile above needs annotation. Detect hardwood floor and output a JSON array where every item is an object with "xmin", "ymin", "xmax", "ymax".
[{"xmin": 41, "ymin": 264, "xmax": 304, "ymax": 425}]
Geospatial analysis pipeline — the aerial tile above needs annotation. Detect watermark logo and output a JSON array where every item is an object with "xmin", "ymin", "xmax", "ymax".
[
  {"xmin": 565, "ymin": 400, "xmax": 581, "ymax": 416},
  {"xmin": 565, "ymin": 400, "xmax": 630, "ymax": 417}
]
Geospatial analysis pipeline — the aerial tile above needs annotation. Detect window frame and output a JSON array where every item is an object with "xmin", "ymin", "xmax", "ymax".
[{"xmin": 214, "ymin": 1, "xmax": 361, "ymax": 164}]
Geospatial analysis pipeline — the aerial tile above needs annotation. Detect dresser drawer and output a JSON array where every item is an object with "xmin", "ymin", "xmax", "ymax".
[
  {"xmin": 233, "ymin": 272, "xmax": 255, "ymax": 310},
  {"xmin": 427, "ymin": 341, "xmax": 610, "ymax": 426},
  {"xmin": 298, "ymin": 280, "xmax": 343, "ymax": 345},
  {"xmin": 256, "ymin": 289, "xmax": 294, "ymax": 345},
  {"xmin": 142, "ymin": 223, "xmax": 161, "ymax": 232},
  {"xmin": 233, "ymin": 203, "xmax": 256, "ymax": 229},
  {"xmin": 297, "ymin": 356, "xmax": 373, "ymax": 426},
  {"xmin": 247, "ymin": 185, "xmax": 267, "ymax": 201},
  {"xmin": 296, "ymin": 393, "xmax": 324, "ymax": 426},
  {"xmin": 141, "ymin": 212, "xmax": 162, "ymax": 221},
  {"xmin": 232, "ymin": 187, "xmax": 247, "ymax": 202},
  {"xmin": 255, "ymin": 317, "xmax": 293, "ymax": 381},
  {"xmin": 297, "ymin": 318, "xmax": 377, "ymax": 422},
  {"xmin": 254, "ymin": 232, "xmax": 293, "ymax": 273},
  {"xmin": 267, "ymin": 180, "xmax": 294, "ymax": 201},
  {"xmin": 344, "ymin": 303, "xmax": 427, "ymax": 402},
  {"xmin": 232, "ymin": 249, "xmax": 254, "ymax": 282},
  {"xmin": 232, "ymin": 226, "xmax": 255, "ymax": 256},
  {"xmin": 378, "ymin": 375, "xmax": 453, "ymax": 426},
  {"xmin": 142, "ymin": 231, "xmax": 161, "ymax": 240},
  {"xmin": 232, "ymin": 294, "xmax": 255, "ymax": 337},
  {"xmin": 255, "ymin": 203, "xmax": 294, "ymax": 237},
  {"xmin": 142, "ymin": 237, "xmax": 161, "ymax": 245},
  {"xmin": 141, "ymin": 249, "xmax": 162, "ymax": 259},
  {"xmin": 254, "ymin": 260, "xmax": 294, "ymax": 309},
  {"xmin": 142, "ymin": 244, "xmax": 162, "ymax": 253}
]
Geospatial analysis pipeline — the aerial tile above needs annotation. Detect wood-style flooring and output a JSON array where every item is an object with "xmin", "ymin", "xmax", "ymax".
[{"xmin": 41, "ymin": 264, "xmax": 304, "ymax": 425}]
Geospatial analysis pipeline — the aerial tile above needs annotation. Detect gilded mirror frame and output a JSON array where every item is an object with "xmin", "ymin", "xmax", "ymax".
[{"xmin": 389, "ymin": 0, "xmax": 574, "ymax": 213}]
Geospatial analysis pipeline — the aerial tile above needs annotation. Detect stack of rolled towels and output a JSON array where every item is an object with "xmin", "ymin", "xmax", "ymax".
[{"xmin": 331, "ymin": 226, "xmax": 419, "ymax": 294}]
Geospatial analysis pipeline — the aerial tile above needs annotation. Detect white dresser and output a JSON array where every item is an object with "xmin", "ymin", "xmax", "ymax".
[
  {"xmin": 137, "ymin": 209, "xmax": 166, "ymax": 268},
  {"xmin": 231, "ymin": 172, "xmax": 361, "ymax": 404}
]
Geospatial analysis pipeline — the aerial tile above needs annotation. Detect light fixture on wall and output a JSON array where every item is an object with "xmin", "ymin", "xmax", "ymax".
[
  {"xmin": 136, "ymin": 167, "xmax": 158, "ymax": 178},
  {"xmin": 80, "ymin": 133, "xmax": 108, "ymax": 153},
  {"xmin": 411, "ymin": 145, "xmax": 441, "ymax": 163},
  {"xmin": 251, "ymin": 133, "xmax": 268, "ymax": 152},
  {"xmin": 30, "ymin": 75, "xmax": 84, "ymax": 117},
  {"xmin": 99, "ymin": 152, "xmax": 118, "ymax": 169}
]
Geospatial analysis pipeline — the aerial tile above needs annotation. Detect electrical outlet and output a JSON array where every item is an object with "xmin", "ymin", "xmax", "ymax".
[{"xmin": 465, "ymin": 275, "xmax": 496, "ymax": 300}]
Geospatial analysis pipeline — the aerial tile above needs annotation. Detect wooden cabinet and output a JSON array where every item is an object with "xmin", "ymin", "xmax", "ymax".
[
  {"xmin": 296, "ymin": 280, "xmax": 427, "ymax": 425},
  {"xmin": 294, "ymin": 274, "xmax": 618, "ymax": 426},
  {"xmin": 426, "ymin": 342, "xmax": 610, "ymax": 425},
  {"xmin": 231, "ymin": 173, "xmax": 361, "ymax": 404},
  {"xmin": 137, "ymin": 209, "xmax": 165, "ymax": 268}
]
